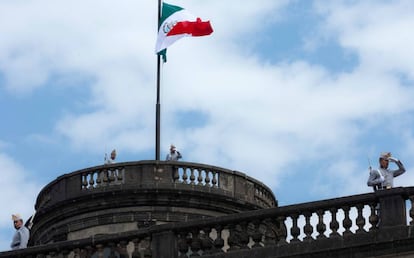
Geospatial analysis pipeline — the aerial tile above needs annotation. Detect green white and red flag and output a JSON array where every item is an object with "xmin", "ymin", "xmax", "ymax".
[{"xmin": 155, "ymin": 2, "xmax": 213, "ymax": 61}]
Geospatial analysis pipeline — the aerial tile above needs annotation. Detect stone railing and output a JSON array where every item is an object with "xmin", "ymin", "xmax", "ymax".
[
  {"xmin": 169, "ymin": 187, "xmax": 413, "ymax": 257},
  {"xmin": 35, "ymin": 160, "xmax": 277, "ymax": 211},
  {"xmin": 4, "ymin": 187, "xmax": 414, "ymax": 258}
]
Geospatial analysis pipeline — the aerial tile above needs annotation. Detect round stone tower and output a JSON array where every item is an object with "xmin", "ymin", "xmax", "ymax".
[{"xmin": 30, "ymin": 160, "xmax": 277, "ymax": 245}]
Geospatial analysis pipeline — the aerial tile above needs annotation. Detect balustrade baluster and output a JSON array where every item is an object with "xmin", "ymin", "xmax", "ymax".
[
  {"xmin": 342, "ymin": 206, "xmax": 352, "ymax": 236},
  {"xmin": 109, "ymin": 169, "xmax": 115, "ymax": 182},
  {"xmin": 85, "ymin": 246, "xmax": 95, "ymax": 258},
  {"xmin": 201, "ymin": 227, "xmax": 214, "ymax": 255},
  {"xmin": 204, "ymin": 170, "xmax": 211, "ymax": 186},
  {"xmin": 303, "ymin": 211, "xmax": 313, "ymax": 241},
  {"xmin": 75, "ymin": 247, "xmax": 90, "ymax": 258},
  {"xmin": 95, "ymin": 244, "xmax": 104, "ymax": 258},
  {"xmin": 190, "ymin": 229, "xmax": 202, "ymax": 256},
  {"xmin": 212, "ymin": 225, "xmax": 225, "ymax": 253},
  {"xmin": 251, "ymin": 220, "xmax": 262, "ymax": 248},
  {"xmin": 355, "ymin": 204, "xmax": 366, "ymax": 234},
  {"xmin": 131, "ymin": 238, "xmax": 141, "ymax": 258},
  {"xmin": 316, "ymin": 209, "xmax": 326, "ymax": 239},
  {"xmin": 107, "ymin": 242, "xmax": 117, "ymax": 258},
  {"xmin": 290, "ymin": 214, "xmax": 300, "ymax": 243},
  {"xmin": 369, "ymin": 202, "xmax": 379, "ymax": 231},
  {"xmin": 227, "ymin": 224, "xmax": 241, "ymax": 251},
  {"xmin": 329, "ymin": 207, "xmax": 340, "ymax": 237},
  {"xmin": 96, "ymin": 171, "xmax": 102, "ymax": 187},
  {"xmin": 173, "ymin": 166, "xmax": 180, "ymax": 181},
  {"xmin": 117, "ymin": 167, "xmax": 123, "ymax": 181},
  {"xmin": 409, "ymin": 196, "xmax": 414, "ymax": 226},
  {"xmin": 178, "ymin": 231, "xmax": 190, "ymax": 258},
  {"xmin": 263, "ymin": 218, "xmax": 278, "ymax": 246},
  {"xmin": 73, "ymin": 248, "xmax": 81, "ymax": 258},
  {"xmin": 408, "ymin": 196, "xmax": 414, "ymax": 237},
  {"xmin": 238, "ymin": 222, "xmax": 250, "ymax": 249},
  {"xmin": 117, "ymin": 240, "xmax": 129, "ymax": 258},
  {"xmin": 142, "ymin": 236, "xmax": 152, "ymax": 258},
  {"xmin": 197, "ymin": 169, "xmax": 203, "ymax": 185},
  {"xmin": 212, "ymin": 171, "xmax": 218, "ymax": 187},
  {"xmin": 255, "ymin": 186, "xmax": 261, "ymax": 197},
  {"xmin": 276, "ymin": 216, "xmax": 288, "ymax": 245},
  {"xmin": 88, "ymin": 173, "xmax": 95, "ymax": 188},
  {"xmin": 182, "ymin": 167, "xmax": 188, "ymax": 184},
  {"xmin": 82, "ymin": 174, "xmax": 88, "ymax": 189},
  {"xmin": 190, "ymin": 168, "xmax": 196, "ymax": 185},
  {"xmin": 103, "ymin": 169, "xmax": 109, "ymax": 183}
]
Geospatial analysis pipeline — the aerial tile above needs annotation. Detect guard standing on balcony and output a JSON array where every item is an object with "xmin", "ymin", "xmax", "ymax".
[
  {"xmin": 367, "ymin": 152, "xmax": 406, "ymax": 190},
  {"xmin": 105, "ymin": 149, "xmax": 117, "ymax": 164},
  {"xmin": 10, "ymin": 214, "xmax": 30, "ymax": 250},
  {"xmin": 166, "ymin": 144, "xmax": 182, "ymax": 161}
]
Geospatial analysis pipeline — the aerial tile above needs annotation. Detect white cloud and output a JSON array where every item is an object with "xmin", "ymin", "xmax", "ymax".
[
  {"xmin": 315, "ymin": 0, "xmax": 414, "ymax": 78},
  {"xmin": 0, "ymin": 0, "xmax": 157, "ymax": 94}
]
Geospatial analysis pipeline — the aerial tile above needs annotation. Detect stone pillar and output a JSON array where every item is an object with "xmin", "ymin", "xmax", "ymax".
[
  {"xmin": 376, "ymin": 188, "xmax": 409, "ymax": 242},
  {"xmin": 151, "ymin": 231, "xmax": 177, "ymax": 258},
  {"xmin": 379, "ymin": 192, "xmax": 406, "ymax": 228}
]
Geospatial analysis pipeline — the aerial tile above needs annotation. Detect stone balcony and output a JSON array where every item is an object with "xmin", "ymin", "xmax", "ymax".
[
  {"xmin": 3, "ymin": 185, "xmax": 414, "ymax": 257},
  {"xmin": 30, "ymin": 160, "xmax": 277, "ymax": 245}
]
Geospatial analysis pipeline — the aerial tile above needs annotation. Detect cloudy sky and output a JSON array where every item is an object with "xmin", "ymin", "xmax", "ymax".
[{"xmin": 1, "ymin": 0, "xmax": 414, "ymax": 251}]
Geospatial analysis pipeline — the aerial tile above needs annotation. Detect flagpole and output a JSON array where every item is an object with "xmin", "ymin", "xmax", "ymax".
[{"xmin": 156, "ymin": 0, "xmax": 162, "ymax": 161}]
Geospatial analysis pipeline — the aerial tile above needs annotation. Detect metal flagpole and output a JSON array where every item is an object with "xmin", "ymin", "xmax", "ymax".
[{"xmin": 156, "ymin": 0, "xmax": 162, "ymax": 160}]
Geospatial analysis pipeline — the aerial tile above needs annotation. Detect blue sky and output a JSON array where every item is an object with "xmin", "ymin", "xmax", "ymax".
[{"xmin": 1, "ymin": 0, "xmax": 414, "ymax": 251}]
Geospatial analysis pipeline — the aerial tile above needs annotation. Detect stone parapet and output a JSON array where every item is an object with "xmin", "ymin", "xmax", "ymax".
[
  {"xmin": 30, "ymin": 160, "xmax": 276, "ymax": 245},
  {"xmin": 3, "ymin": 186, "xmax": 414, "ymax": 258}
]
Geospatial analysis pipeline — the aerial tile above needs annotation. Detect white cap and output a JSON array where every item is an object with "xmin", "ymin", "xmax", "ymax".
[
  {"xmin": 380, "ymin": 152, "xmax": 391, "ymax": 159},
  {"xmin": 12, "ymin": 214, "xmax": 22, "ymax": 221}
]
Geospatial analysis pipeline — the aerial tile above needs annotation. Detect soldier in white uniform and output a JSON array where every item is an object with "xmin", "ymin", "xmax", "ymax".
[
  {"xmin": 10, "ymin": 214, "xmax": 30, "ymax": 250},
  {"xmin": 105, "ymin": 149, "xmax": 117, "ymax": 164},
  {"xmin": 367, "ymin": 152, "xmax": 406, "ymax": 190},
  {"xmin": 166, "ymin": 144, "xmax": 182, "ymax": 161}
]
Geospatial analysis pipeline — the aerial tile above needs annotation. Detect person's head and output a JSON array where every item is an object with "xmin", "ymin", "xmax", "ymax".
[
  {"xmin": 170, "ymin": 144, "xmax": 176, "ymax": 153},
  {"xmin": 379, "ymin": 152, "xmax": 391, "ymax": 169},
  {"xmin": 12, "ymin": 214, "xmax": 23, "ymax": 230},
  {"xmin": 110, "ymin": 149, "xmax": 116, "ymax": 160}
]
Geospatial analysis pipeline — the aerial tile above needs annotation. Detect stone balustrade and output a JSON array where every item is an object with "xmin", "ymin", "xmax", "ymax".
[
  {"xmin": 30, "ymin": 161, "xmax": 277, "ymax": 246},
  {"xmin": 3, "ymin": 187, "xmax": 414, "ymax": 258},
  {"xmin": 35, "ymin": 160, "xmax": 276, "ymax": 212}
]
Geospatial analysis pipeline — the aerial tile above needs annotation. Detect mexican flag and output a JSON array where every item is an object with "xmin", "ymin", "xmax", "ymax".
[{"xmin": 155, "ymin": 2, "xmax": 213, "ymax": 62}]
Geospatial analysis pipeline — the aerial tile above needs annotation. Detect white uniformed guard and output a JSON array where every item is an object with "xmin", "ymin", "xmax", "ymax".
[
  {"xmin": 166, "ymin": 144, "xmax": 182, "ymax": 161},
  {"xmin": 10, "ymin": 214, "xmax": 30, "ymax": 250},
  {"xmin": 367, "ymin": 152, "xmax": 406, "ymax": 190},
  {"xmin": 105, "ymin": 149, "xmax": 117, "ymax": 164}
]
